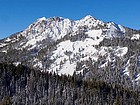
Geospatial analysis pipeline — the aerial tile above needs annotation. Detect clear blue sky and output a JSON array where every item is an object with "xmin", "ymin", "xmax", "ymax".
[{"xmin": 0, "ymin": 0, "xmax": 140, "ymax": 39}]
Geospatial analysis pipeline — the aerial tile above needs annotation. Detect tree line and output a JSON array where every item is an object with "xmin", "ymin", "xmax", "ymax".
[{"xmin": 0, "ymin": 63, "xmax": 139, "ymax": 105}]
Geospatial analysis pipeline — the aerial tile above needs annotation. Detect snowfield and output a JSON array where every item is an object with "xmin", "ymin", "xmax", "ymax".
[{"xmin": 49, "ymin": 29, "xmax": 128, "ymax": 75}]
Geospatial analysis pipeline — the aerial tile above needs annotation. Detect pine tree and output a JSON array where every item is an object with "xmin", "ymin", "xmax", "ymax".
[{"xmin": 115, "ymin": 96, "xmax": 121, "ymax": 105}]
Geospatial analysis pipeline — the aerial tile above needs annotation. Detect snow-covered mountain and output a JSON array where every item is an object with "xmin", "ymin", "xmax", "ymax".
[{"xmin": 0, "ymin": 15, "xmax": 140, "ymax": 89}]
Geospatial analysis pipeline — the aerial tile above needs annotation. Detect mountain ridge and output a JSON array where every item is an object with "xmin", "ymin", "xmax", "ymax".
[{"xmin": 0, "ymin": 15, "xmax": 140, "ymax": 90}]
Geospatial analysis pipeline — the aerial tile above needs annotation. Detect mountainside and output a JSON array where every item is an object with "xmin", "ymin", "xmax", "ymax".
[{"xmin": 0, "ymin": 15, "xmax": 140, "ymax": 90}]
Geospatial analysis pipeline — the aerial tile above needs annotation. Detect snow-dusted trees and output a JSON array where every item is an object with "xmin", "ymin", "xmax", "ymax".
[{"xmin": 0, "ymin": 63, "xmax": 139, "ymax": 105}]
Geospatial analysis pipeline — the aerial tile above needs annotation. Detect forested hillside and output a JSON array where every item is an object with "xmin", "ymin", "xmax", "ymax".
[{"xmin": 0, "ymin": 63, "xmax": 139, "ymax": 105}]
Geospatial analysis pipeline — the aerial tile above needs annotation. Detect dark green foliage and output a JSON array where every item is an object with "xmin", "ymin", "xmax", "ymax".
[{"xmin": 0, "ymin": 96, "xmax": 12, "ymax": 105}]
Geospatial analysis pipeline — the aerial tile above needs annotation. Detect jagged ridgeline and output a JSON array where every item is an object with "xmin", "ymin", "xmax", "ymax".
[
  {"xmin": 0, "ymin": 63, "xmax": 139, "ymax": 105},
  {"xmin": 0, "ymin": 15, "xmax": 140, "ymax": 104}
]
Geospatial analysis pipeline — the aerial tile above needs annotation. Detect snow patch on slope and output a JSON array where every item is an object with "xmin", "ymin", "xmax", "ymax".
[
  {"xmin": 131, "ymin": 34, "xmax": 140, "ymax": 40},
  {"xmin": 118, "ymin": 24, "xmax": 125, "ymax": 33},
  {"xmin": 5, "ymin": 38, "xmax": 11, "ymax": 42},
  {"xmin": 0, "ymin": 43, "xmax": 7, "ymax": 48},
  {"xmin": 135, "ymin": 73, "xmax": 140, "ymax": 82},
  {"xmin": 123, "ymin": 60, "xmax": 130, "ymax": 76},
  {"xmin": 85, "ymin": 30, "xmax": 104, "ymax": 45},
  {"xmin": 49, "ymin": 38, "xmax": 100, "ymax": 75},
  {"xmin": 49, "ymin": 37, "xmax": 128, "ymax": 75},
  {"xmin": 115, "ymin": 47, "xmax": 128, "ymax": 57}
]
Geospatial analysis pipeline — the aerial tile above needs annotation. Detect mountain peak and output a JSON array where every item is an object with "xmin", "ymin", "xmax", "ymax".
[
  {"xmin": 37, "ymin": 17, "xmax": 47, "ymax": 21},
  {"xmin": 82, "ymin": 15, "xmax": 96, "ymax": 21},
  {"xmin": 84, "ymin": 15, "xmax": 94, "ymax": 19}
]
